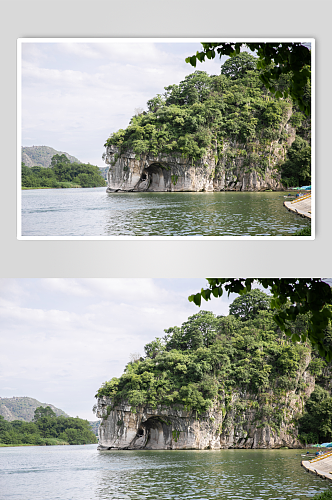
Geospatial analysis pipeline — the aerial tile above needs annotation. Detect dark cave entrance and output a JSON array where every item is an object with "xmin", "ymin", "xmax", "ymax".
[
  {"xmin": 137, "ymin": 163, "xmax": 170, "ymax": 191},
  {"xmin": 134, "ymin": 416, "xmax": 173, "ymax": 449}
]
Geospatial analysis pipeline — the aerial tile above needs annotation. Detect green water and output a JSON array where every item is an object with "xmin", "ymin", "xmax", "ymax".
[
  {"xmin": 97, "ymin": 449, "xmax": 330, "ymax": 500},
  {"xmin": 0, "ymin": 445, "xmax": 330, "ymax": 499},
  {"xmin": 21, "ymin": 188, "xmax": 310, "ymax": 236}
]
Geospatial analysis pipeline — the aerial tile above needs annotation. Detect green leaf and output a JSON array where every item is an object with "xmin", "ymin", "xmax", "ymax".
[{"xmin": 190, "ymin": 56, "xmax": 197, "ymax": 67}]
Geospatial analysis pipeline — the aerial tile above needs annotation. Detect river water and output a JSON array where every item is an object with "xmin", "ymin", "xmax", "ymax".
[
  {"xmin": 0, "ymin": 445, "xmax": 330, "ymax": 500},
  {"xmin": 21, "ymin": 188, "xmax": 311, "ymax": 237}
]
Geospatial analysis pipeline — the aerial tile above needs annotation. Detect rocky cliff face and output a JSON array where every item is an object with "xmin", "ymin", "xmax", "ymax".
[
  {"xmin": 104, "ymin": 130, "xmax": 294, "ymax": 193},
  {"xmin": 97, "ymin": 369, "xmax": 315, "ymax": 450}
]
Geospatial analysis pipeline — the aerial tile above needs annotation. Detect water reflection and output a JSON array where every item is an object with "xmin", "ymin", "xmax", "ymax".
[
  {"xmin": 0, "ymin": 446, "xmax": 329, "ymax": 500},
  {"xmin": 21, "ymin": 188, "xmax": 311, "ymax": 237},
  {"xmin": 95, "ymin": 450, "xmax": 329, "ymax": 500},
  {"xmin": 103, "ymin": 192, "xmax": 310, "ymax": 237}
]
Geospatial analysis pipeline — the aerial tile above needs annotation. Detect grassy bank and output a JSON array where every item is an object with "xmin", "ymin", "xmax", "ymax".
[
  {"xmin": 0, "ymin": 439, "xmax": 69, "ymax": 447},
  {"xmin": 22, "ymin": 184, "xmax": 82, "ymax": 190}
]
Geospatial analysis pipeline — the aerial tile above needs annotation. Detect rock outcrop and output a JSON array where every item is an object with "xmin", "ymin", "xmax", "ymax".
[
  {"xmin": 104, "ymin": 143, "xmax": 286, "ymax": 193},
  {"xmin": 97, "ymin": 370, "xmax": 315, "ymax": 450},
  {"xmin": 103, "ymin": 111, "xmax": 299, "ymax": 194}
]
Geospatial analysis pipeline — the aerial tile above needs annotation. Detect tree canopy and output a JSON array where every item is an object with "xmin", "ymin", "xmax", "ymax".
[
  {"xmin": 280, "ymin": 136, "xmax": 311, "ymax": 187},
  {"xmin": 298, "ymin": 385, "xmax": 332, "ymax": 444},
  {"xmin": 96, "ymin": 301, "xmax": 318, "ymax": 421},
  {"xmin": 50, "ymin": 153, "xmax": 70, "ymax": 168},
  {"xmin": 220, "ymin": 52, "xmax": 258, "ymax": 79},
  {"xmin": 186, "ymin": 42, "xmax": 311, "ymax": 115},
  {"xmin": 229, "ymin": 289, "xmax": 271, "ymax": 321},
  {"xmin": 22, "ymin": 155, "xmax": 106, "ymax": 189},
  {"xmin": 105, "ymin": 67, "xmax": 309, "ymax": 187},
  {"xmin": 188, "ymin": 279, "xmax": 332, "ymax": 361},
  {"xmin": 33, "ymin": 406, "xmax": 56, "ymax": 422},
  {"xmin": 0, "ymin": 413, "xmax": 97, "ymax": 446}
]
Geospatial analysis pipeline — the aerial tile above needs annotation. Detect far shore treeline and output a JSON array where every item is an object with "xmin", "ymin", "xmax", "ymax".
[
  {"xmin": 0, "ymin": 406, "xmax": 98, "ymax": 446},
  {"xmin": 22, "ymin": 154, "xmax": 106, "ymax": 189}
]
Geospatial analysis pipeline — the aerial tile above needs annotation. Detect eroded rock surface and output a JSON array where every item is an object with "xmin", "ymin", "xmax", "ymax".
[
  {"xmin": 104, "ymin": 133, "xmax": 292, "ymax": 193},
  {"xmin": 97, "ymin": 372, "xmax": 315, "ymax": 450}
]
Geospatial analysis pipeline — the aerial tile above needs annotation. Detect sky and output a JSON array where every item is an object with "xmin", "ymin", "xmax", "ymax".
[
  {"xmin": 0, "ymin": 278, "xmax": 236, "ymax": 421},
  {"xmin": 20, "ymin": 40, "xmax": 226, "ymax": 167}
]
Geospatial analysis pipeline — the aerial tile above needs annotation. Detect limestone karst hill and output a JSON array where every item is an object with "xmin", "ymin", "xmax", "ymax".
[
  {"xmin": 103, "ymin": 55, "xmax": 311, "ymax": 193},
  {"xmin": 95, "ymin": 293, "xmax": 329, "ymax": 450}
]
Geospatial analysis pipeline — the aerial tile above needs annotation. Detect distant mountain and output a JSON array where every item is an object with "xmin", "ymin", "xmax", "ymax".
[
  {"xmin": 89, "ymin": 421, "xmax": 100, "ymax": 436},
  {"xmin": 0, "ymin": 397, "xmax": 69, "ymax": 422},
  {"xmin": 22, "ymin": 146, "xmax": 82, "ymax": 168}
]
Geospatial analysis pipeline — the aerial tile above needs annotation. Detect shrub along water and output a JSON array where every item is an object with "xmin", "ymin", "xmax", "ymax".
[
  {"xmin": 22, "ymin": 154, "xmax": 106, "ymax": 189},
  {"xmin": 0, "ymin": 406, "xmax": 97, "ymax": 446}
]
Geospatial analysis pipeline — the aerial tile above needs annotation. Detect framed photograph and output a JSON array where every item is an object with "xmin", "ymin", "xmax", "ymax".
[{"xmin": 17, "ymin": 38, "xmax": 314, "ymax": 240}]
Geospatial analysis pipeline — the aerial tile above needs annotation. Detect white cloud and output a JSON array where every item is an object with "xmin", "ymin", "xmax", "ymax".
[
  {"xmin": 0, "ymin": 279, "xmax": 232, "ymax": 419},
  {"xmin": 20, "ymin": 40, "xmax": 223, "ymax": 165}
]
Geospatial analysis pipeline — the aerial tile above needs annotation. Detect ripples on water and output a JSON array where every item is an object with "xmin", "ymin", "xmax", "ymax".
[
  {"xmin": 0, "ymin": 446, "xmax": 330, "ymax": 500},
  {"xmin": 21, "ymin": 188, "xmax": 311, "ymax": 237}
]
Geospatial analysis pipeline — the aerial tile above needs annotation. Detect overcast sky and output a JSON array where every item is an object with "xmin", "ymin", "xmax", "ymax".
[
  {"xmin": 20, "ymin": 40, "xmax": 226, "ymax": 167},
  {"xmin": 0, "ymin": 278, "xmax": 237, "ymax": 420}
]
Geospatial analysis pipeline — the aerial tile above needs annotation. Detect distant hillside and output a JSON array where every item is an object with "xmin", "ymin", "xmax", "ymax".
[
  {"xmin": 89, "ymin": 421, "xmax": 100, "ymax": 436},
  {"xmin": 0, "ymin": 397, "xmax": 69, "ymax": 422},
  {"xmin": 22, "ymin": 146, "xmax": 82, "ymax": 168},
  {"xmin": 99, "ymin": 166, "xmax": 109, "ymax": 180}
]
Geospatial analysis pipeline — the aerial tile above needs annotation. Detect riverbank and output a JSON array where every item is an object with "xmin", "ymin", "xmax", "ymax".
[
  {"xmin": 302, "ymin": 451, "xmax": 332, "ymax": 481},
  {"xmin": 0, "ymin": 440, "xmax": 69, "ymax": 447},
  {"xmin": 22, "ymin": 184, "xmax": 81, "ymax": 190}
]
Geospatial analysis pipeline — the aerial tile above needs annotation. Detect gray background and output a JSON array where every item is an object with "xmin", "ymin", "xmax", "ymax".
[{"xmin": 1, "ymin": 0, "xmax": 330, "ymax": 278}]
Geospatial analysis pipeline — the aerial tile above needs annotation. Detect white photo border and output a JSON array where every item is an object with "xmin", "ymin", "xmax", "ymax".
[{"xmin": 17, "ymin": 37, "xmax": 315, "ymax": 241}]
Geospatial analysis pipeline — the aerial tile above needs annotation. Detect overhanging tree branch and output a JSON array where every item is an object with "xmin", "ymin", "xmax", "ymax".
[
  {"xmin": 189, "ymin": 279, "xmax": 332, "ymax": 361},
  {"xmin": 186, "ymin": 42, "xmax": 311, "ymax": 116}
]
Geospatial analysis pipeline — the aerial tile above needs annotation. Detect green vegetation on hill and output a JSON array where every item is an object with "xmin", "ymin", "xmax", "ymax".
[
  {"xmin": 0, "ymin": 396, "xmax": 68, "ymax": 422},
  {"xmin": 185, "ymin": 42, "xmax": 311, "ymax": 115},
  {"xmin": 105, "ymin": 53, "xmax": 311, "ymax": 187},
  {"xmin": 96, "ymin": 291, "xmax": 332, "ymax": 442},
  {"xmin": 189, "ymin": 279, "xmax": 332, "ymax": 361},
  {"xmin": 0, "ymin": 406, "xmax": 98, "ymax": 446},
  {"xmin": 22, "ymin": 154, "xmax": 106, "ymax": 189},
  {"xmin": 298, "ymin": 385, "xmax": 332, "ymax": 444},
  {"xmin": 22, "ymin": 146, "xmax": 81, "ymax": 168}
]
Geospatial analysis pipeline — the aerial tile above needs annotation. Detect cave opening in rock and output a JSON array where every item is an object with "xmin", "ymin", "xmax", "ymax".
[
  {"xmin": 137, "ymin": 416, "xmax": 173, "ymax": 449},
  {"xmin": 138, "ymin": 163, "xmax": 171, "ymax": 191}
]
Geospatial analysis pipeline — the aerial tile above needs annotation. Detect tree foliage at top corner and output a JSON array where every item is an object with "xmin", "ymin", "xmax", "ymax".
[
  {"xmin": 188, "ymin": 279, "xmax": 332, "ymax": 362},
  {"xmin": 186, "ymin": 42, "xmax": 311, "ymax": 116}
]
